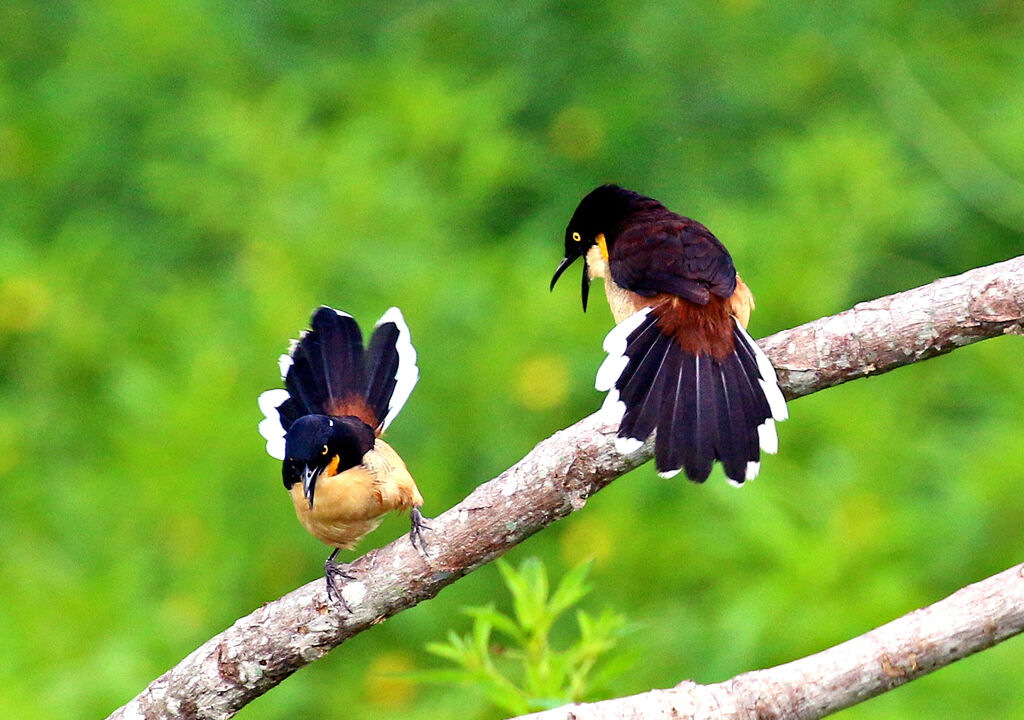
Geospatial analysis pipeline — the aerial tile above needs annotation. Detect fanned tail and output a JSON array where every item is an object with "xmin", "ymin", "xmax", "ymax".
[
  {"xmin": 257, "ymin": 306, "xmax": 419, "ymax": 460},
  {"xmin": 596, "ymin": 307, "xmax": 787, "ymax": 484}
]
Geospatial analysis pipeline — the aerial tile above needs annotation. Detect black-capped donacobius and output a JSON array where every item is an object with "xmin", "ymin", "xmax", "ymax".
[
  {"xmin": 551, "ymin": 185, "xmax": 788, "ymax": 485},
  {"xmin": 258, "ymin": 306, "xmax": 426, "ymax": 605}
]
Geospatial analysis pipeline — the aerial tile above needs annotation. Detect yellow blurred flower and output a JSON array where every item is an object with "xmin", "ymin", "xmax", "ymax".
[
  {"xmin": 363, "ymin": 650, "xmax": 417, "ymax": 710},
  {"xmin": 560, "ymin": 513, "xmax": 614, "ymax": 566},
  {"xmin": 516, "ymin": 355, "xmax": 569, "ymax": 410},
  {"xmin": 0, "ymin": 276, "xmax": 52, "ymax": 333}
]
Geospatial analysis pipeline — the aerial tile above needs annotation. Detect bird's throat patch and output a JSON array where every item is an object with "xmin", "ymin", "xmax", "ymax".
[
  {"xmin": 325, "ymin": 454, "xmax": 341, "ymax": 477},
  {"xmin": 596, "ymin": 233, "xmax": 609, "ymax": 261}
]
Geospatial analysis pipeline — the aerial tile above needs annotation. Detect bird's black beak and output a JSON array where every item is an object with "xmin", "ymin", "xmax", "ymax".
[
  {"xmin": 302, "ymin": 464, "xmax": 321, "ymax": 510},
  {"xmin": 550, "ymin": 254, "xmax": 576, "ymax": 290},
  {"xmin": 550, "ymin": 253, "xmax": 591, "ymax": 312},
  {"xmin": 581, "ymin": 266, "xmax": 591, "ymax": 312}
]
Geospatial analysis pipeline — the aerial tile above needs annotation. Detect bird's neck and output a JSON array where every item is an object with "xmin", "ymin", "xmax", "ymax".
[
  {"xmin": 586, "ymin": 244, "xmax": 651, "ymax": 323},
  {"xmin": 585, "ymin": 244, "xmax": 609, "ymax": 282}
]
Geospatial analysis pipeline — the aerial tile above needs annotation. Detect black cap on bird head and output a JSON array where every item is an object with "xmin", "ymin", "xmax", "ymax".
[
  {"xmin": 550, "ymin": 184, "xmax": 661, "ymax": 310},
  {"xmin": 282, "ymin": 414, "xmax": 375, "ymax": 509}
]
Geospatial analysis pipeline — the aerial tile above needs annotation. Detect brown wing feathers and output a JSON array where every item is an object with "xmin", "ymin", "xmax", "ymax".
[{"xmin": 610, "ymin": 220, "xmax": 737, "ymax": 304}]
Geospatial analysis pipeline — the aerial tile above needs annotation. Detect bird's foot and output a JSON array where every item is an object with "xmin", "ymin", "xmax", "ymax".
[
  {"xmin": 324, "ymin": 554, "xmax": 355, "ymax": 610},
  {"xmin": 409, "ymin": 506, "xmax": 432, "ymax": 555}
]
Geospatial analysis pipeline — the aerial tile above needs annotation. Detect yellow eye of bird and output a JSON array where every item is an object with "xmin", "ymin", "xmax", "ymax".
[
  {"xmin": 321, "ymin": 445, "xmax": 329, "ymax": 455},
  {"xmin": 572, "ymin": 231, "xmax": 582, "ymax": 243}
]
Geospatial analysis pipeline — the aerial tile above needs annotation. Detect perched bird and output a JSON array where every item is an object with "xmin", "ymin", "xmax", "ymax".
[
  {"xmin": 258, "ymin": 306, "xmax": 426, "ymax": 604},
  {"xmin": 551, "ymin": 184, "xmax": 788, "ymax": 484}
]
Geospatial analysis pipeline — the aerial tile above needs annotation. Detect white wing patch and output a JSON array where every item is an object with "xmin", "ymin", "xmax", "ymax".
[
  {"xmin": 376, "ymin": 307, "xmax": 419, "ymax": 431},
  {"xmin": 257, "ymin": 388, "xmax": 290, "ymax": 460}
]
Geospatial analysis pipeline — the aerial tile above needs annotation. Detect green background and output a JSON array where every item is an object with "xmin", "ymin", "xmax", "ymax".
[{"xmin": 2, "ymin": 1, "xmax": 1022, "ymax": 718}]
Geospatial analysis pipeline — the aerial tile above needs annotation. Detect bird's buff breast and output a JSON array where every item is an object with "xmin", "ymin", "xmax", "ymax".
[
  {"xmin": 289, "ymin": 468, "xmax": 385, "ymax": 550},
  {"xmin": 288, "ymin": 439, "xmax": 423, "ymax": 550}
]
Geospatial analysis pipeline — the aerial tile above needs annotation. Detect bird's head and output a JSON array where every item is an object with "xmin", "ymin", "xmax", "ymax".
[
  {"xmin": 550, "ymin": 184, "xmax": 658, "ymax": 310},
  {"xmin": 283, "ymin": 415, "xmax": 375, "ymax": 509}
]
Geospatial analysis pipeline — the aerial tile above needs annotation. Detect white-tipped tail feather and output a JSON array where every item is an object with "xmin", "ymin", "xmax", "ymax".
[
  {"xmin": 376, "ymin": 307, "xmax": 419, "ymax": 431},
  {"xmin": 597, "ymin": 307, "xmax": 651, "ymax": 425},
  {"xmin": 600, "ymin": 386, "xmax": 626, "ymax": 422},
  {"xmin": 615, "ymin": 436, "xmax": 645, "ymax": 454},
  {"xmin": 757, "ymin": 418, "xmax": 778, "ymax": 455},
  {"xmin": 734, "ymin": 322, "xmax": 786, "ymax": 467},
  {"xmin": 277, "ymin": 352, "xmax": 293, "ymax": 379},
  {"xmin": 596, "ymin": 306, "xmax": 650, "ymax": 392},
  {"xmin": 735, "ymin": 322, "xmax": 788, "ymax": 422}
]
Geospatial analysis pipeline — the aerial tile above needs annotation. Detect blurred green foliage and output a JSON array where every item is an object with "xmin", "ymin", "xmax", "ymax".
[
  {"xmin": 1, "ymin": 1, "xmax": 1022, "ymax": 718},
  {"xmin": 418, "ymin": 558, "xmax": 631, "ymax": 715}
]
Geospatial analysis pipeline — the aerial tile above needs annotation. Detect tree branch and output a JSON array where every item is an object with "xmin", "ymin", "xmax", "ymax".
[
  {"xmin": 105, "ymin": 255, "xmax": 1024, "ymax": 720},
  {"xmin": 513, "ymin": 561, "xmax": 1024, "ymax": 720},
  {"xmin": 758, "ymin": 254, "xmax": 1024, "ymax": 398}
]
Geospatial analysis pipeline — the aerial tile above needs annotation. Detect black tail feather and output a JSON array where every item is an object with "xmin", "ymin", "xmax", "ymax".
[
  {"xmin": 727, "ymin": 339, "xmax": 772, "ymax": 458},
  {"xmin": 619, "ymin": 334, "xmax": 677, "ymax": 448},
  {"xmin": 655, "ymin": 353, "xmax": 693, "ymax": 477},
  {"xmin": 715, "ymin": 354, "xmax": 753, "ymax": 482},
  {"xmin": 613, "ymin": 319, "xmax": 663, "ymax": 403},
  {"xmin": 286, "ymin": 307, "xmax": 366, "ymax": 417},
  {"xmin": 314, "ymin": 307, "xmax": 366, "ymax": 411},
  {"xmin": 275, "ymin": 396, "xmax": 306, "ymax": 432},
  {"xmin": 364, "ymin": 321, "xmax": 401, "ymax": 426},
  {"xmin": 283, "ymin": 343, "xmax": 324, "ymax": 417},
  {"xmin": 601, "ymin": 311, "xmax": 786, "ymax": 484},
  {"xmin": 688, "ymin": 353, "xmax": 717, "ymax": 481}
]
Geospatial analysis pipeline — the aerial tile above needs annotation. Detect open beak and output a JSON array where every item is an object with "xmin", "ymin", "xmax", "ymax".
[
  {"xmin": 302, "ymin": 464, "xmax": 322, "ymax": 509},
  {"xmin": 550, "ymin": 254, "xmax": 591, "ymax": 312}
]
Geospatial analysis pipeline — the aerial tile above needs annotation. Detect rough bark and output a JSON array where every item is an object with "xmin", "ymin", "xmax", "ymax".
[
  {"xmin": 513, "ymin": 562, "xmax": 1024, "ymax": 720},
  {"xmin": 106, "ymin": 255, "xmax": 1023, "ymax": 720}
]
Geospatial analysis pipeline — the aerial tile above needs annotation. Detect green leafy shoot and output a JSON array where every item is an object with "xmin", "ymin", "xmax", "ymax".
[{"xmin": 415, "ymin": 558, "xmax": 633, "ymax": 715}]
